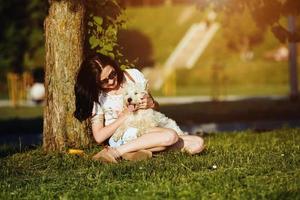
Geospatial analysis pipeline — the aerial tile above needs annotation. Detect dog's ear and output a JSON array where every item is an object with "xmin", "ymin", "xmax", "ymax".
[
  {"xmin": 136, "ymin": 82, "xmax": 147, "ymax": 92},
  {"xmin": 123, "ymin": 82, "xmax": 134, "ymax": 90},
  {"xmin": 136, "ymin": 81, "xmax": 147, "ymax": 90}
]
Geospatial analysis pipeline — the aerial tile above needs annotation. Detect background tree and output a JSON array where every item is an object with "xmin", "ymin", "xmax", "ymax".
[
  {"xmin": 117, "ymin": 29, "xmax": 154, "ymax": 69},
  {"xmin": 202, "ymin": 0, "xmax": 299, "ymax": 42},
  {"xmin": 43, "ymin": 0, "xmax": 123, "ymax": 152},
  {"xmin": 0, "ymin": 0, "xmax": 47, "ymax": 91},
  {"xmin": 222, "ymin": 8, "xmax": 265, "ymax": 60},
  {"xmin": 197, "ymin": 0, "xmax": 300, "ymax": 97}
]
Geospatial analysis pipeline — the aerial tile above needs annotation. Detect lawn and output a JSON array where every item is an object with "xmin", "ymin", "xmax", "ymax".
[
  {"xmin": 0, "ymin": 106, "xmax": 43, "ymax": 120},
  {"xmin": 1, "ymin": 128, "xmax": 299, "ymax": 199}
]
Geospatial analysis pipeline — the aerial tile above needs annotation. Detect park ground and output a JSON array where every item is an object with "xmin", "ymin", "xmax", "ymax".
[{"xmin": 0, "ymin": 128, "xmax": 299, "ymax": 199}]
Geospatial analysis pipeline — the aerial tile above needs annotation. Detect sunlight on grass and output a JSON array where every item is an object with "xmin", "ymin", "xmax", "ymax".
[{"xmin": 1, "ymin": 128, "xmax": 299, "ymax": 199}]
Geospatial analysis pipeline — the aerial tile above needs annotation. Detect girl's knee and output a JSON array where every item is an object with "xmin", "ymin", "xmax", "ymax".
[
  {"xmin": 186, "ymin": 136, "xmax": 205, "ymax": 155},
  {"xmin": 161, "ymin": 129, "xmax": 179, "ymax": 146},
  {"xmin": 196, "ymin": 136, "xmax": 204, "ymax": 148}
]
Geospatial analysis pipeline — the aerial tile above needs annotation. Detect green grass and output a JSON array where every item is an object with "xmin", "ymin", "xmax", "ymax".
[
  {"xmin": 1, "ymin": 128, "xmax": 299, "ymax": 199},
  {"xmin": 0, "ymin": 106, "xmax": 43, "ymax": 120}
]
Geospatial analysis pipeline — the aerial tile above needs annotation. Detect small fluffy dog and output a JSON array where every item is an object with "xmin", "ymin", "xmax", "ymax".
[{"xmin": 112, "ymin": 82, "xmax": 187, "ymax": 142}]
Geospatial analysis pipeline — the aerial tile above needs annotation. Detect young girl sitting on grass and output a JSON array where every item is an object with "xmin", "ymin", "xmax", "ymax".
[{"xmin": 74, "ymin": 53, "xmax": 204, "ymax": 163}]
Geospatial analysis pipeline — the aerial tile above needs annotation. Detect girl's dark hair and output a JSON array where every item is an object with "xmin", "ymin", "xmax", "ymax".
[{"xmin": 74, "ymin": 53, "xmax": 124, "ymax": 122}]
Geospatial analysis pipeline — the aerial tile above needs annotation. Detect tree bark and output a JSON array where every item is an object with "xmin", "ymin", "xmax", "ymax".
[{"xmin": 43, "ymin": 0, "xmax": 92, "ymax": 152}]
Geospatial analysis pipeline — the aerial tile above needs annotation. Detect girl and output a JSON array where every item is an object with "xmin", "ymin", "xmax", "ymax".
[{"xmin": 74, "ymin": 53, "xmax": 204, "ymax": 163}]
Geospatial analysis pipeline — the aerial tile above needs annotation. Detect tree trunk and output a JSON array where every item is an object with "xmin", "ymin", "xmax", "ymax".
[
  {"xmin": 288, "ymin": 15, "xmax": 299, "ymax": 99},
  {"xmin": 43, "ymin": 0, "xmax": 93, "ymax": 152}
]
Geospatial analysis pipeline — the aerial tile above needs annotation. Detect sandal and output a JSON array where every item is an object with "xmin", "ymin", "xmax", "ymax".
[
  {"xmin": 122, "ymin": 149, "xmax": 152, "ymax": 161},
  {"xmin": 92, "ymin": 147, "xmax": 121, "ymax": 163}
]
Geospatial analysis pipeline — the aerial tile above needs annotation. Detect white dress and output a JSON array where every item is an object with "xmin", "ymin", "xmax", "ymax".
[{"xmin": 91, "ymin": 68, "xmax": 147, "ymax": 147}]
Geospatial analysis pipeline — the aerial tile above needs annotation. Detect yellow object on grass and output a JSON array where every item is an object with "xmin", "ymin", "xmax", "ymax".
[{"xmin": 68, "ymin": 149, "xmax": 84, "ymax": 155}]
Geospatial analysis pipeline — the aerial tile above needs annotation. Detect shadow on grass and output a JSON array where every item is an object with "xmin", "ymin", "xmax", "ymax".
[
  {"xmin": 0, "ymin": 144, "xmax": 40, "ymax": 158},
  {"xmin": 0, "ymin": 117, "xmax": 43, "ymax": 154},
  {"xmin": 160, "ymin": 98, "xmax": 300, "ymax": 124},
  {"xmin": 0, "ymin": 117, "xmax": 43, "ymax": 134}
]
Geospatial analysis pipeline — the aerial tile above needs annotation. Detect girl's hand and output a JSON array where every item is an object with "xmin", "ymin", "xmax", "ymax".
[{"xmin": 138, "ymin": 94, "xmax": 155, "ymax": 109}]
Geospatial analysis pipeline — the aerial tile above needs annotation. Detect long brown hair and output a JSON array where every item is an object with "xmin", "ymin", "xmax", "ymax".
[{"xmin": 74, "ymin": 53, "xmax": 124, "ymax": 122}]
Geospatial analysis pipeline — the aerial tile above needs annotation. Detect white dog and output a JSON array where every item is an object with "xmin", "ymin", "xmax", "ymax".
[{"xmin": 112, "ymin": 82, "xmax": 187, "ymax": 142}]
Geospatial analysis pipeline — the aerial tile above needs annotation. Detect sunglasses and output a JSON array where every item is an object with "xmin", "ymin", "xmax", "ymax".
[{"xmin": 100, "ymin": 70, "xmax": 117, "ymax": 85}]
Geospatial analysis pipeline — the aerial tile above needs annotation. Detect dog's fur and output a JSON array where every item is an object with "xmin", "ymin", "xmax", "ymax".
[{"xmin": 112, "ymin": 82, "xmax": 187, "ymax": 142}]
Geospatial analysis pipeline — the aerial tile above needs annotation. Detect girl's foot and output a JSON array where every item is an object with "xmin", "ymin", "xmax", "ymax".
[
  {"xmin": 122, "ymin": 150, "xmax": 152, "ymax": 161},
  {"xmin": 92, "ymin": 147, "xmax": 121, "ymax": 163}
]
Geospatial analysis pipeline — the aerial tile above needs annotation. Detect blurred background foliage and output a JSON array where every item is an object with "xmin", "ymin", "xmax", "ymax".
[
  {"xmin": 0, "ymin": 0, "xmax": 299, "ymax": 98},
  {"xmin": 0, "ymin": 0, "xmax": 48, "ymax": 72},
  {"xmin": 120, "ymin": 3, "xmax": 299, "ymax": 96},
  {"xmin": 197, "ymin": 0, "xmax": 300, "ymax": 42},
  {"xmin": 0, "ymin": 0, "xmax": 48, "ymax": 96}
]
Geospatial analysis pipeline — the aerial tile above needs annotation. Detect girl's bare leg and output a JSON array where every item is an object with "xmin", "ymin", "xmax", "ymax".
[
  {"xmin": 93, "ymin": 130, "xmax": 204, "ymax": 163},
  {"xmin": 116, "ymin": 129, "xmax": 204, "ymax": 155},
  {"xmin": 146, "ymin": 146, "xmax": 167, "ymax": 152},
  {"xmin": 115, "ymin": 127, "xmax": 178, "ymax": 155}
]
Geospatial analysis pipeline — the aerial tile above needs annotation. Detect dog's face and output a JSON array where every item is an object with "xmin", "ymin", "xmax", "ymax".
[{"xmin": 123, "ymin": 82, "xmax": 147, "ymax": 107}]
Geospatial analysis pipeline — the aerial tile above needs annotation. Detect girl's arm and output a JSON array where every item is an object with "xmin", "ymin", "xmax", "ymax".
[{"xmin": 91, "ymin": 107, "xmax": 134, "ymax": 144}]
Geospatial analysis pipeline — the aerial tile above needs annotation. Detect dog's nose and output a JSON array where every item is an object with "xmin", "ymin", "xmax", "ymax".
[{"xmin": 127, "ymin": 98, "xmax": 132, "ymax": 103}]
